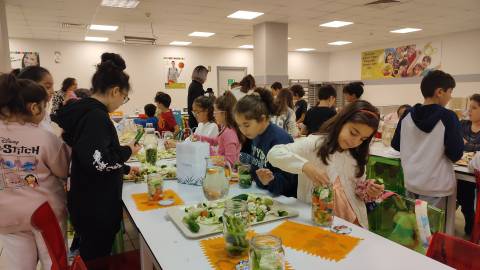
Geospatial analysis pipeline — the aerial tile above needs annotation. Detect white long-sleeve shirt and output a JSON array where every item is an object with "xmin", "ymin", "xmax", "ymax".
[
  {"xmin": 270, "ymin": 108, "xmax": 299, "ymax": 138},
  {"xmin": 266, "ymin": 135, "xmax": 369, "ymax": 228},
  {"xmin": 468, "ymin": 152, "xmax": 480, "ymax": 172}
]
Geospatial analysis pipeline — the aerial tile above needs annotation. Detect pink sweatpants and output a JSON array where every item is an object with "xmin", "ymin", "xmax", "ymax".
[{"xmin": 0, "ymin": 221, "xmax": 66, "ymax": 270}]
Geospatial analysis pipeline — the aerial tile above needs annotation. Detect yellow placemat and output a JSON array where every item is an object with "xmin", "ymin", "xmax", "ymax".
[
  {"xmin": 131, "ymin": 189, "xmax": 184, "ymax": 211},
  {"xmin": 269, "ymin": 220, "xmax": 362, "ymax": 262},
  {"xmin": 200, "ymin": 231, "xmax": 294, "ymax": 270}
]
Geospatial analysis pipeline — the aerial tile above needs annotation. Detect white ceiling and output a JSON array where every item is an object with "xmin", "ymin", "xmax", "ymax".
[{"xmin": 5, "ymin": 0, "xmax": 480, "ymax": 52}]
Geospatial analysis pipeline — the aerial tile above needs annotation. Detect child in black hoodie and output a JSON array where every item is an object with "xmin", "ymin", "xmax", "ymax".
[{"xmin": 55, "ymin": 53, "xmax": 140, "ymax": 261}]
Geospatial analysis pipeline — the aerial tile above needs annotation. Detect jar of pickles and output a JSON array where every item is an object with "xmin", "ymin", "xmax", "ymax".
[
  {"xmin": 147, "ymin": 173, "xmax": 163, "ymax": 201},
  {"xmin": 311, "ymin": 184, "xmax": 334, "ymax": 227},
  {"xmin": 238, "ymin": 164, "xmax": 252, "ymax": 189},
  {"xmin": 223, "ymin": 199, "xmax": 249, "ymax": 257},
  {"xmin": 249, "ymin": 234, "xmax": 285, "ymax": 270}
]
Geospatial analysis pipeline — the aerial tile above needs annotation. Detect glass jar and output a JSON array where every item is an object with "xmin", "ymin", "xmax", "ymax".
[
  {"xmin": 144, "ymin": 126, "xmax": 158, "ymax": 165},
  {"xmin": 147, "ymin": 173, "xmax": 163, "ymax": 201},
  {"xmin": 249, "ymin": 234, "xmax": 285, "ymax": 270},
  {"xmin": 202, "ymin": 157, "xmax": 229, "ymax": 201},
  {"xmin": 223, "ymin": 199, "xmax": 249, "ymax": 257},
  {"xmin": 381, "ymin": 122, "xmax": 397, "ymax": 147},
  {"xmin": 311, "ymin": 184, "xmax": 334, "ymax": 227},
  {"xmin": 238, "ymin": 164, "xmax": 252, "ymax": 189}
]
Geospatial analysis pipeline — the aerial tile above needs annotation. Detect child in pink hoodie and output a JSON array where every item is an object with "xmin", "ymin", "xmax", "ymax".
[
  {"xmin": 0, "ymin": 74, "xmax": 70, "ymax": 270},
  {"xmin": 193, "ymin": 91, "xmax": 242, "ymax": 166}
]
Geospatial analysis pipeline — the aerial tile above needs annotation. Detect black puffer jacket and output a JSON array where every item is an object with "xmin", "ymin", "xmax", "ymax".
[{"xmin": 55, "ymin": 97, "xmax": 131, "ymax": 232}]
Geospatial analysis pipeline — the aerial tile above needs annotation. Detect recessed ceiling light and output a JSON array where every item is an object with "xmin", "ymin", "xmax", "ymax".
[
  {"xmin": 170, "ymin": 41, "xmax": 191, "ymax": 46},
  {"xmin": 320, "ymin": 20, "xmax": 353, "ymax": 28},
  {"xmin": 188, "ymin": 32, "xmax": 215, "ymax": 37},
  {"xmin": 288, "ymin": 37, "xmax": 292, "ymax": 40},
  {"xmin": 227, "ymin": 10, "xmax": 264, "ymax": 20},
  {"xmin": 89, "ymin": 24, "xmax": 118, "ymax": 31},
  {"xmin": 296, "ymin": 48, "xmax": 315, "ymax": 52},
  {"xmin": 101, "ymin": 0, "xmax": 139, "ymax": 8},
  {"xmin": 85, "ymin": 36, "xmax": 108, "ymax": 42},
  {"xmin": 390, "ymin": 28, "xmax": 422, "ymax": 34},
  {"xmin": 239, "ymin": 45, "xmax": 254, "ymax": 49},
  {"xmin": 328, "ymin": 41, "xmax": 352, "ymax": 46}
]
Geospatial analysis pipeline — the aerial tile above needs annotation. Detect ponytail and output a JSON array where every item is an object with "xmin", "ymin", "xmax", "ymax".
[
  {"xmin": 92, "ymin": 54, "xmax": 130, "ymax": 94},
  {"xmin": 0, "ymin": 73, "xmax": 47, "ymax": 119},
  {"xmin": 216, "ymin": 91, "xmax": 244, "ymax": 143},
  {"xmin": 234, "ymin": 87, "xmax": 276, "ymax": 121}
]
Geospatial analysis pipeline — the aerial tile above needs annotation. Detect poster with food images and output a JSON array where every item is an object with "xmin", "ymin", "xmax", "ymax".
[
  {"xmin": 361, "ymin": 42, "xmax": 441, "ymax": 80},
  {"xmin": 164, "ymin": 56, "xmax": 186, "ymax": 89},
  {"xmin": 10, "ymin": 51, "xmax": 40, "ymax": 69}
]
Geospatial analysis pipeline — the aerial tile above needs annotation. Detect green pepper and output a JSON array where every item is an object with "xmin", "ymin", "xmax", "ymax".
[
  {"xmin": 232, "ymin": 194, "xmax": 248, "ymax": 201},
  {"xmin": 277, "ymin": 210, "xmax": 288, "ymax": 217},
  {"xmin": 256, "ymin": 208, "xmax": 266, "ymax": 222},
  {"xmin": 375, "ymin": 178, "xmax": 384, "ymax": 185},
  {"xmin": 183, "ymin": 216, "xmax": 200, "ymax": 233}
]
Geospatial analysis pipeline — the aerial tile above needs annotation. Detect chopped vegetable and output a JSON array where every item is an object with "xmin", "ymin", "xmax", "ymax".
[{"xmin": 232, "ymin": 194, "xmax": 249, "ymax": 201}]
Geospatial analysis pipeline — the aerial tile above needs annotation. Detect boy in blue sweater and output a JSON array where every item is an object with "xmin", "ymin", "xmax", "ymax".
[
  {"xmin": 234, "ymin": 88, "xmax": 298, "ymax": 197},
  {"xmin": 134, "ymin": 104, "xmax": 159, "ymax": 129},
  {"xmin": 391, "ymin": 70, "xmax": 463, "ymax": 234}
]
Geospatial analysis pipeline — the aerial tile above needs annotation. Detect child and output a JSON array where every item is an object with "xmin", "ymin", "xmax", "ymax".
[
  {"xmin": 270, "ymin": 81, "xmax": 283, "ymax": 98},
  {"xmin": 18, "ymin": 66, "xmax": 55, "ymax": 132},
  {"xmin": 193, "ymin": 91, "xmax": 242, "ymax": 165},
  {"xmin": 391, "ymin": 70, "xmax": 463, "ymax": 234},
  {"xmin": 302, "ymin": 85, "xmax": 337, "ymax": 135},
  {"xmin": 234, "ymin": 88, "xmax": 297, "ymax": 197},
  {"xmin": 291, "ymin": 84, "xmax": 307, "ymax": 124},
  {"xmin": 231, "ymin": 74, "xmax": 256, "ymax": 101},
  {"xmin": 134, "ymin": 103, "xmax": 159, "ymax": 129},
  {"xmin": 0, "ymin": 74, "xmax": 70, "ymax": 269},
  {"xmin": 154, "ymin": 91, "xmax": 179, "ymax": 134},
  {"xmin": 270, "ymin": 88, "xmax": 299, "ymax": 137},
  {"xmin": 267, "ymin": 100, "xmax": 384, "ymax": 228},
  {"xmin": 55, "ymin": 53, "xmax": 141, "ymax": 261},
  {"xmin": 343, "ymin": 81, "xmax": 364, "ymax": 103},
  {"xmin": 51, "ymin": 77, "xmax": 78, "ymax": 116},
  {"xmin": 458, "ymin": 94, "xmax": 480, "ymax": 235}
]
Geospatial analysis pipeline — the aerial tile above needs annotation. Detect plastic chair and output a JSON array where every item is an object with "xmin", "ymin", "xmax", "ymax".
[
  {"xmin": 31, "ymin": 201, "xmax": 87, "ymax": 270},
  {"xmin": 427, "ymin": 232, "xmax": 480, "ymax": 270},
  {"xmin": 471, "ymin": 170, "xmax": 480, "ymax": 244}
]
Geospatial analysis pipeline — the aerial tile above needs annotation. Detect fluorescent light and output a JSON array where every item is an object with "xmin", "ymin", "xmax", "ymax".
[
  {"xmin": 227, "ymin": 10, "xmax": 264, "ymax": 20},
  {"xmin": 101, "ymin": 0, "xmax": 139, "ymax": 8},
  {"xmin": 239, "ymin": 44, "xmax": 254, "ymax": 49},
  {"xmin": 188, "ymin": 32, "xmax": 215, "ymax": 37},
  {"xmin": 296, "ymin": 48, "xmax": 315, "ymax": 52},
  {"xmin": 320, "ymin": 20, "xmax": 353, "ymax": 28},
  {"xmin": 85, "ymin": 36, "xmax": 108, "ymax": 42},
  {"xmin": 328, "ymin": 41, "xmax": 352, "ymax": 46},
  {"xmin": 170, "ymin": 41, "xmax": 191, "ymax": 46},
  {"xmin": 90, "ymin": 24, "xmax": 118, "ymax": 31},
  {"xmin": 288, "ymin": 37, "xmax": 292, "ymax": 40},
  {"xmin": 390, "ymin": 27, "xmax": 422, "ymax": 33}
]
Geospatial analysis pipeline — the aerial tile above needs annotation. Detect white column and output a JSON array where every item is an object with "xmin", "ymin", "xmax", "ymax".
[
  {"xmin": 253, "ymin": 22, "xmax": 288, "ymax": 87},
  {"xmin": 0, "ymin": 0, "xmax": 11, "ymax": 72}
]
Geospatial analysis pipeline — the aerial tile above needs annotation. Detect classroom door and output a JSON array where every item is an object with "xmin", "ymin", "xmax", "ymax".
[{"xmin": 217, "ymin": 66, "xmax": 247, "ymax": 96}]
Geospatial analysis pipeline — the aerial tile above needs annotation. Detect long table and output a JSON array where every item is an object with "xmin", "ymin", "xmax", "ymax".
[{"xmin": 122, "ymin": 180, "xmax": 453, "ymax": 270}]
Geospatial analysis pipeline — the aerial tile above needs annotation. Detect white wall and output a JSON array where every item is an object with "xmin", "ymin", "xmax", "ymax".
[
  {"xmin": 9, "ymin": 38, "xmax": 329, "ymax": 114},
  {"xmin": 328, "ymin": 29, "xmax": 480, "ymax": 106}
]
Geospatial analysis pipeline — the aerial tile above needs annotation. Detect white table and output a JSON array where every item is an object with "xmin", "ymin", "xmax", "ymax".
[{"xmin": 122, "ymin": 181, "xmax": 453, "ymax": 270}]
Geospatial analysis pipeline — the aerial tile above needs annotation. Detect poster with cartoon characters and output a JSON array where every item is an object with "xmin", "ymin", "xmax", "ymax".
[
  {"xmin": 361, "ymin": 42, "xmax": 441, "ymax": 80},
  {"xmin": 164, "ymin": 56, "xmax": 186, "ymax": 89},
  {"xmin": 0, "ymin": 137, "xmax": 40, "ymax": 190},
  {"xmin": 10, "ymin": 51, "xmax": 41, "ymax": 69}
]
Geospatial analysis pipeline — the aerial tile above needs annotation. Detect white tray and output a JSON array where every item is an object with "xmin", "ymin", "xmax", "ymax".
[{"xmin": 167, "ymin": 199, "xmax": 299, "ymax": 239}]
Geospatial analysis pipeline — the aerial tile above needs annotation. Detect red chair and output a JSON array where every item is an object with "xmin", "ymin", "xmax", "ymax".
[
  {"xmin": 472, "ymin": 170, "xmax": 480, "ymax": 244},
  {"xmin": 426, "ymin": 232, "xmax": 480, "ymax": 270},
  {"xmin": 31, "ymin": 201, "xmax": 87, "ymax": 270}
]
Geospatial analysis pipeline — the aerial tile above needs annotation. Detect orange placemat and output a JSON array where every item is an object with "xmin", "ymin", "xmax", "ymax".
[
  {"xmin": 269, "ymin": 221, "xmax": 362, "ymax": 262},
  {"xmin": 131, "ymin": 189, "xmax": 184, "ymax": 211},
  {"xmin": 200, "ymin": 231, "xmax": 294, "ymax": 270}
]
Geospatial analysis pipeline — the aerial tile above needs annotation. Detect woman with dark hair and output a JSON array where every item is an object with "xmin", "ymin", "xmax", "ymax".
[
  {"xmin": 231, "ymin": 74, "xmax": 256, "ymax": 101},
  {"xmin": 290, "ymin": 84, "xmax": 307, "ymax": 124},
  {"xmin": 343, "ymin": 81, "xmax": 364, "ymax": 103},
  {"xmin": 270, "ymin": 88, "xmax": 298, "ymax": 137},
  {"xmin": 55, "ymin": 53, "xmax": 141, "ymax": 261},
  {"xmin": 51, "ymin": 77, "xmax": 78, "ymax": 115},
  {"xmin": 187, "ymin": 65, "xmax": 209, "ymax": 129},
  {"xmin": 268, "ymin": 100, "xmax": 384, "ymax": 228}
]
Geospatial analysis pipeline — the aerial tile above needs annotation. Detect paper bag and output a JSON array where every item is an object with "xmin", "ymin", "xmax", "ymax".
[{"xmin": 176, "ymin": 141, "xmax": 210, "ymax": 185}]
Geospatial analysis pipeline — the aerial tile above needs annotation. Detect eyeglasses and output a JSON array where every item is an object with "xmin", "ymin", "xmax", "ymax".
[{"xmin": 122, "ymin": 94, "xmax": 130, "ymax": 104}]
